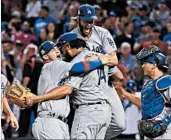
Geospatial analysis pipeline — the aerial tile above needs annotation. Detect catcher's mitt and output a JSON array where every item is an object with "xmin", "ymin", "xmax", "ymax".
[
  {"xmin": 138, "ymin": 119, "xmax": 167, "ymax": 138},
  {"xmin": 6, "ymin": 84, "xmax": 35, "ymax": 109}
]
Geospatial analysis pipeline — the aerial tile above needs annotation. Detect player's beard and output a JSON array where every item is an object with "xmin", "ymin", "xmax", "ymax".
[
  {"xmin": 79, "ymin": 21, "xmax": 92, "ymax": 37},
  {"xmin": 64, "ymin": 51, "xmax": 74, "ymax": 62}
]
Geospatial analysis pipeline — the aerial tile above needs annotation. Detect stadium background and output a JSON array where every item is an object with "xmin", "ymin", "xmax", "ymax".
[{"xmin": 1, "ymin": 0, "xmax": 171, "ymax": 139}]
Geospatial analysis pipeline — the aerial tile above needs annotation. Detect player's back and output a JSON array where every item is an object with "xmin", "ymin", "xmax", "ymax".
[
  {"xmin": 68, "ymin": 49, "xmax": 109, "ymax": 105},
  {"xmin": 37, "ymin": 60, "xmax": 73, "ymax": 118}
]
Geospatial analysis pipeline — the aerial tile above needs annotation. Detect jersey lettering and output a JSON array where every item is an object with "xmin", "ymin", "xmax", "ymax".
[
  {"xmin": 97, "ymin": 66, "xmax": 106, "ymax": 85},
  {"xmin": 107, "ymin": 37, "xmax": 115, "ymax": 48}
]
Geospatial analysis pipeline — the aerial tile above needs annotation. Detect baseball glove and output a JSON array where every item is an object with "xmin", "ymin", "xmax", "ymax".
[
  {"xmin": 6, "ymin": 84, "xmax": 35, "ymax": 109},
  {"xmin": 138, "ymin": 119, "xmax": 167, "ymax": 138}
]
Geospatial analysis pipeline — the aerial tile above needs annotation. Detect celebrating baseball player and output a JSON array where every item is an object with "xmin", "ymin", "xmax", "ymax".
[
  {"xmin": 29, "ymin": 40, "xmax": 111, "ymax": 139},
  {"xmin": 115, "ymin": 46, "xmax": 171, "ymax": 139},
  {"xmin": 71, "ymin": 4, "xmax": 126, "ymax": 139},
  {"xmin": 1, "ymin": 74, "xmax": 19, "ymax": 139},
  {"xmin": 20, "ymin": 32, "xmax": 120, "ymax": 139}
]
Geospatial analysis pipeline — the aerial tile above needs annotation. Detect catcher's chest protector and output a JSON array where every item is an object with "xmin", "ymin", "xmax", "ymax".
[{"xmin": 141, "ymin": 79, "xmax": 165, "ymax": 119}]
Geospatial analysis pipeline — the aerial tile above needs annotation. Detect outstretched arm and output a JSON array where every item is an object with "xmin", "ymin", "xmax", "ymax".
[
  {"xmin": 25, "ymin": 85, "xmax": 73, "ymax": 105},
  {"xmin": 115, "ymin": 85, "xmax": 142, "ymax": 107}
]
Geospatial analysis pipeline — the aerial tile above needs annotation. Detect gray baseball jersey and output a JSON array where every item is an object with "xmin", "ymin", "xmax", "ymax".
[
  {"xmin": 1, "ymin": 74, "xmax": 8, "ymax": 113},
  {"xmin": 37, "ymin": 60, "xmax": 74, "ymax": 118},
  {"xmin": 72, "ymin": 25, "xmax": 126, "ymax": 138},
  {"xmin": 64, "ymin": 50, "xmax": 113, "ymax": 105},
  {"xmin": 64, "ymin": 50, "xmax": 112, "ymax": 139},
  {"xmin": 72, "ymin": 25, "xmax": 117, "ymax": 54}
]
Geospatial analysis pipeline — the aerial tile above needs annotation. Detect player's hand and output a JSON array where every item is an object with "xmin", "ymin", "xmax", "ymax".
[
  {"xmin": 98, "ymin": 55, "xmax": 111, "ymax": 65},
  {"xmin": 115, "ymin": 85, "xmax": 126, "ymax": 99},
  {"xmin": 22, "ymin": 96, "xmax": 34, "ymax": 107},
  {"xmin": 9, "ymin": 113, "xmax": 19, "ymax": 131}
]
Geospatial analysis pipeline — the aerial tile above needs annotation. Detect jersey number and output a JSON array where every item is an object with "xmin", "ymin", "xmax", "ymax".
[{"xmin": 97, "ymin": 66, "xmax": 106, "ymax": 85}]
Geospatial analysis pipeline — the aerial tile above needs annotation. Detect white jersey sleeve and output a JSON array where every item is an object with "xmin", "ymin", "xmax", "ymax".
[
  {"xmin": 1, "ymin": 74, "xmax": 8, "ymax": 97},
  {"xmin": 101, "ymin": 28, "xmax": 117, "ymax": 53}
]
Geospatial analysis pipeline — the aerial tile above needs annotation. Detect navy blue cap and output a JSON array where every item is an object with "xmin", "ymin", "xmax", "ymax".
[
  {"xmin": 39, "ymin": 41, "xmax": 56, "ymax": 57},
  {"xmin": 78, "ymin": 4, "xmax": 97, "ymax": 20},
  {"xmin": 126, "ymin": 80, "xmax": 137, "ymax": 92},
  {"xmin": 109, "ymin": 11, "xmax": 117, "ymax": 17},
  {"xmin": 56, "ymin": 32, "xmax": 78, "ymax": 50}
]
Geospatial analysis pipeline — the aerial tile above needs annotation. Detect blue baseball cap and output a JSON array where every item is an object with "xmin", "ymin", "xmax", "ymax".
[
  {"xmin": 39, "ymin": 41, "xmax": 56, "ymax": 57},
  {"xmin": 126, "ymin": 80, "xmax": 137, "ymax": 92},
  {"xmin": 56, "ymin": 32, "xmax": 78, "ymax": 50},
  {"xmin": 78, "ymin": 4, "xmax": 97, "ymax": 20},
  {"xmin": 109, "ymin": 11, "xmax": 117, "ymax": 17}
]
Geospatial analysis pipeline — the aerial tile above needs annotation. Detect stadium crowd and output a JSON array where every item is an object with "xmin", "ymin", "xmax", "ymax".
[{"xmin": 1, "ymin": 0, "xmax": 171, "ymax": 139}]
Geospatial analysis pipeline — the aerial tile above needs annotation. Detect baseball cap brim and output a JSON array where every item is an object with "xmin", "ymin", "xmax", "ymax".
[{"xmin": 79, "ymin": 16, "xmax": 97, "ymax": 20}]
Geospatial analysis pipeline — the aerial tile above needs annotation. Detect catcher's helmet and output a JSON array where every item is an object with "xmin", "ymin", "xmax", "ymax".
[
  {"xmin": 135, "ymin": 45, "xmax": 169, "ymax": 69},
  {"xmin": 78, "ymin": 4, "xmax": 97, "ymax": 20}
]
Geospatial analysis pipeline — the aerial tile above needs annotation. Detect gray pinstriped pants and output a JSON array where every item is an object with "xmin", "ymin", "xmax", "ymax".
[{"xmin": 71, "ymin": 103, "xmax": 111, "ymax": 139}]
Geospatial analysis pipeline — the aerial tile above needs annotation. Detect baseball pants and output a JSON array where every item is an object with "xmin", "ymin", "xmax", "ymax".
[
  {"xmin": 32, "ymin": 116, "xmax": 69, "ymax": 139},
  {"xmin": 105, "ymin": 86, "xmax": 126, "ymax": 139},
  {"xmin": 71, "ymin": 103, "xmax": 112, "ymax": 139}
]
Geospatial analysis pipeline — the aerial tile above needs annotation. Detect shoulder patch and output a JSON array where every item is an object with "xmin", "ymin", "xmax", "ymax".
[{"xmin": 156, "ymin": 75, "xmax": 171, "ymax": 91}]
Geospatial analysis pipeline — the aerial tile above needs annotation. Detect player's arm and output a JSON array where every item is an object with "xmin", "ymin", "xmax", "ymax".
[
  {"xmin": 111, "ymin": 67, "xmax": 124, "ymax": 81},
  {"xmin": 27, "ymin": 85, "xmax": 73, "ymax": 104},
  {"xmin": 70, "ymin": 55, "xmax": 110, "ymax": 74},
  {"xmin": 115, "ymin": 85, "xmax": 142, "ymax": 107},
  {"xmin": 3, "ymin": 82, "xmax": 19, "ymax": 130},
  {"xmin": 107, "ymin": 51, "xmax": 118, "ymax": 66},
  {"xmin": 102, "ymin": 30, "xmax": 118, "ymax": 66}
]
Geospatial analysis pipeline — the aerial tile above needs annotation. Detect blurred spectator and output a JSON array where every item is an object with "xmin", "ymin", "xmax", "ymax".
[
  {"xmin": 18, "ymin": 44, "xmax": 43, "ymax": 137},
  {"xmin": 133, "ymin": 4, "xmax": 149, "ymax": 36},
  {"xmin": 163, "ymin": 20, "xmax": 171, "ymax": 45},
  {"xmin": 37, "ymin": 28, "xmax": 47, "ymax": 46},
  {"xmin": 115, "ymin": 21, "xmax": 135, "ymax": 53},
  {"xmin": 117, "ymin": 80, "xmax": 141, "ymax": 139},
  {"xmin": 134, "ymin": 21, "xmax": 155, "ymax": 52},
  {"xmin": 108, "ymin": 11, "xmax": 122, "ymax": 38},
  {"xmin": 15, "ymin": 21, "xmax": 36, "ymax": 48},
  {"xmin": 23, "ymin": 0, "xmax": 41, "ymax": 26},
  {"xmin": 118, "ymin": 42, "xmax": 138, "ymax": 80},
  {"xmin": 43, "ymin": 0, "xmax": 64, "ymax": 24},
  {"xmin": 93, "ymin": 4, "xmax": 103, "ymax": 26},
  {"xmin": 150, "ymin": 0, "xmax": 170, "ymax": 26},
  {"xmin": 60, "ymin": 2, "xmax": 79, "ymax": 33},
  {"xmin": 34, "ymin": 6, "xmax": 57, "ymax": 38},
  {"xmin": 2, "ymin": 40, "xmax": 16, "ymax": 83},
  {"xmin": 46, "ymin": 22, "xmax": 59, "ymax": 42},
  {"xmin": 143, "ymin": 28, "xmax": 167, "ymax": 54},
  {"xmin": 102, "ymin": 17, "xmax": 114, "ymax": 35}
]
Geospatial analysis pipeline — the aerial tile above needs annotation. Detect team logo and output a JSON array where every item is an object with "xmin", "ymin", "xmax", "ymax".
[
  {"xmin": 87, "ymin": 9, "xmax": 91, "ymax": 14},
  {"xmin": 41, "ymin": 49, "xmax": 45, "ymax": 55}
]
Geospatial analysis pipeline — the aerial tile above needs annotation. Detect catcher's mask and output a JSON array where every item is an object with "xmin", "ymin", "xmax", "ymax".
[{"xmin": 135, "ymin": 45, "xmax": 169, "ymax": 69}]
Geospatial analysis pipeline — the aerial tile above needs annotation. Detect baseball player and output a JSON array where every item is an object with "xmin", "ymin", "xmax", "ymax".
[
  {"xmin": 71, "ymin": 4, "xmax": 126, "ymax": 138},
  {"xmin": 57, "ymin": 32, "xmax": 114, "ymax": 139},
  {"xmin": 31, "ymin": 41, "xmax": 110, "ymax": 139},
  {"xmin": 116, "ymin": 46, "xmax": 171, "ymax": 139},
  {"xmin": 1, "ymin": 74, "xmax": 19, "ymax": 139}
]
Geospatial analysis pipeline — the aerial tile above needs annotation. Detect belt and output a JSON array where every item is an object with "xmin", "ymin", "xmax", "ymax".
[
  {"xmin": 47, "ymin": 112, "xmax": 68, "ymax": 123},
  {"xmin": 38, "ymin": 111, "xmax": 68, "ymax": 123},
  {"xmin": 73, "ymin": 101, "xmax": 107, "ymax": 109}
]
